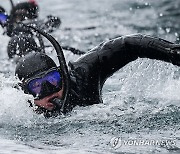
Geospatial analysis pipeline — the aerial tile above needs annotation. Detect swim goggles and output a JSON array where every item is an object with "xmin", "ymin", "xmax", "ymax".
[{"xmin": 23, "ymin": 67, "xmax": 62, "ymax": 99}]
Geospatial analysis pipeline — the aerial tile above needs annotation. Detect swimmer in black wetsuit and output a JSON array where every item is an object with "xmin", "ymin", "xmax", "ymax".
[
  {"xmin": 1, "ymin": 1, "xmax": 84, "ymax": 60},
  {"xmin": 5, "ymin": 0, "xmax": 61, "ymax": 37},
  {"xmin": 15, "ymin": 32, "xmax": 180, "ymax": 118},
  {"xmin": 0, "ymin": 0, "xmax": 61, "ymax": 59}
]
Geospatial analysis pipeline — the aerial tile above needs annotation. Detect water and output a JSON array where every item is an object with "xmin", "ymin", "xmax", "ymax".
[{"xmin": 0, "ymin": 0, "xmax": 180, "ymax": 153}]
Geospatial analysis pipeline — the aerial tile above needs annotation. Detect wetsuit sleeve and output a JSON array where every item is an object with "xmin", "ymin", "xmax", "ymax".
[
  {"xmin": 85, "ymin": 34, "xmax": 180, "ymax": 84},
  {"xmin": 39, "ymin": 16, "xmax": 61, "ymax": 33}
]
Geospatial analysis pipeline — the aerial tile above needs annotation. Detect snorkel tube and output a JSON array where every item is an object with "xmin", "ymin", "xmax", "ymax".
[
  {"xmin": 9, "ymin": 0, "xmax": 15, "ymax": 9},
  {"xmin": 26, "ymin": 25, "xmax": 70, "ymax": 114}
]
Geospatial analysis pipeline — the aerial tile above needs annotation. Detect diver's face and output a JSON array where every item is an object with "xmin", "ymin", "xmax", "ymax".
[{"xmin": 34, "ymin": 89, "xmax": 63, "ymax": 111}]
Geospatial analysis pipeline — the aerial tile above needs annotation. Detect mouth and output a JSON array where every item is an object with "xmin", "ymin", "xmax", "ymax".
[
  {"xmin": 46, "ymin": 103, "xmax": 55, "ymax": 108},
  {"xmin": 46, "ymin": 96, "xmax": 58, "ymax": 108}
]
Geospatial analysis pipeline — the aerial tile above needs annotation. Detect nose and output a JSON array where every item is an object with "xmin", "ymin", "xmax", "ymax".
[{"xmin": 41, "ymin": 80, "xmax": 57, "ymax": 94}]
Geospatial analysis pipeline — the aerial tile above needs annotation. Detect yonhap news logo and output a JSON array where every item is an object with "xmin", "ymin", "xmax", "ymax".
[
  {"xmin": 110, "ymin": 137, "xmax": 176, "ymax": 149},
  {"xmin": 110, "ymin": 137, "xmax": 122, "ymax": 149}
]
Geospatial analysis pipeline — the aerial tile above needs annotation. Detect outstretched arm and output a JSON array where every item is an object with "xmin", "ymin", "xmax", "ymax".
[
  {"xmin": 77, "ymin": 34, "xmax": 180, "ymax": 85},
  {"xmin": 96, "ymin": 34, "xmax": 180, "ymax": 83}
]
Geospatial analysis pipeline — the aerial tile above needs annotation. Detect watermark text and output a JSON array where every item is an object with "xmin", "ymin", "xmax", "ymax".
[{"xmin": 110, "ymin": 137, "xmax": 176, "ymax": 149}]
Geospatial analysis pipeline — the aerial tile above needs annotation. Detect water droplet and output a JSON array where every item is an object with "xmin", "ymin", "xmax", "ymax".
[
  {"xmin": 165, "ymin": 28, "xmax": 171, "ymax": 33},
  {"xmin": 159, "ymin": 13, "xmax": 163, "ymax": 17},
  {"xmin": 175, "ymin": 32, "xmax": 178, "ymax": 37}
]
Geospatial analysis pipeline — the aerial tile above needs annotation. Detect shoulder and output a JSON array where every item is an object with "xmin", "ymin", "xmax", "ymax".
[
  {"xmin": 68, "ymin": 58, "xmax": 100, "ymax": 89},
  {"xmin": 68, "ymin": 61, "xmax": 102, "ymax": 106}
]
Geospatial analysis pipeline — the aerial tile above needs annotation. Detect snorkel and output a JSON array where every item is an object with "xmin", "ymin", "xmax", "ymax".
[
  {"xmin": 9, "ymin": 0, "xmax": 15, "ymax": 9},
  {"xmin": 26, "ymin": 25, "xmax": 70, "ymax": 114}
]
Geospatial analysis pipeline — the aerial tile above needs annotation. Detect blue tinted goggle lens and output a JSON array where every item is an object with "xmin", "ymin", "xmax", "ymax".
[
  {"xmin": 27, "ymin": 70, "xmax": 62, "ymax": 96},
  {"xmin": 0, "ymin": 13, "xmax": 8, "ymax": 23}
]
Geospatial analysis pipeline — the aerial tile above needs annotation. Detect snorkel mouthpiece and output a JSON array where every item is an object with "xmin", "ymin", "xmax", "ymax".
[
  {"xmin": 50, "ymin": 98, "xmax": 65, "ymax": 115},
  {"xmin": 50, "ymin": 98, "xmax": 63, "ymax": 109}
]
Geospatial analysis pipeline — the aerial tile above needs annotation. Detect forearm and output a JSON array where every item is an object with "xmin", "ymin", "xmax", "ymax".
[{"xmin": 124, "ymin": 34, "xmax": 180, "ymax": 66}]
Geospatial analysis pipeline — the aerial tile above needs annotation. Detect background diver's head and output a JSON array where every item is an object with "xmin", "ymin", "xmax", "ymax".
[
  {"xmin": 15, "ymin": 52, "xmax": 64, "ymax": 111},
  {"xmin": 11, "ymin": 0, "xmax": 39, "ymax": 22}
]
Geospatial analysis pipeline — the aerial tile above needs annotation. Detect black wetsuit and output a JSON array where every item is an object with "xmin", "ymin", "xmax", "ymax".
[
  {"xmin": 6, "ymin": 16, "xmax": 61, "ymax": 59},
  {"xmin": 41, "ymin": 34, "xmax": 180, "ymax": 117},
  {"xmin": 6, "ymin": 15, "xmax": 61, "ymax": 37}
]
